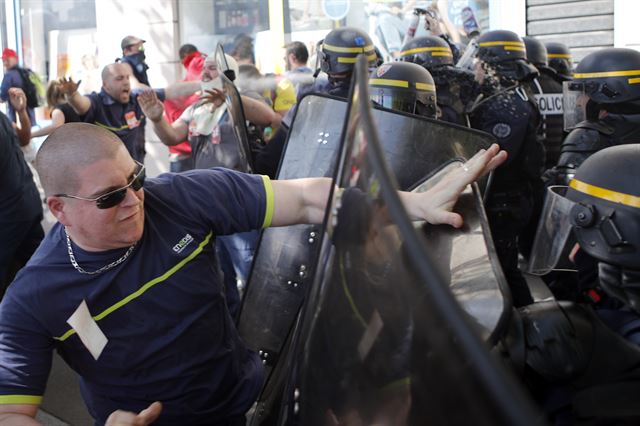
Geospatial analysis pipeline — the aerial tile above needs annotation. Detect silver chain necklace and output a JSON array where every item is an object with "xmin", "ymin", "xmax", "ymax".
[{"xmin": 65, "ymin": 228, "xmax": 136, "ymax": 275}]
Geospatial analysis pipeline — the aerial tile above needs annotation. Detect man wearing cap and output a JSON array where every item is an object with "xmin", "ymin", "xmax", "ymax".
[
  {"xmin": 0, "ymin": 48, "xmax": 36, "ymax": 125},
  {"xmin": 120, "ymin": 35, "xmax": 150, "ymax": 88}
]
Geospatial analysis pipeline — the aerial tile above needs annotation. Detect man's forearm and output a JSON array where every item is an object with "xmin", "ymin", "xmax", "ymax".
[
  {"xmin": 15, "ymin": 109, "xmax": 31, "ymax": 146},
  {"xmin": 270, "ymin": 177, "xmax": 333, "ymax": 227},
  {"xmin": 150, "ymin": 118, "xmax": 184, "ymax": 146},
  {"xmin": 67, "ymin": 91, "xmax": 91, "ymax": 115},
  {"xmin": 164, "ymin": 81, "xmax": 199, "ymax": 100},
  {"xmin": 240, "ymin": 95, "xmax": 281, "ymax": 128}
]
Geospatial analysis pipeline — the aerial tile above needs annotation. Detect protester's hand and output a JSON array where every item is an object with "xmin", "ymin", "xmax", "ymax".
[
  {"xmin": 201, "ymin": 88, "xmax": 226, "ymax": 108},
  {"xmin": 138, "ymin": 90, "xmax": 164, "ymax": 122},
  {"xmin": 105, "ymin": 401, "xmax": 162, "ymax": 426},
  {"xmin": 406, "ymin": 143, "xmax": 507, "ymax": 227},
  {"xmin": 8, "ymin": 87, "xmax": 26, "ymax": 112},
  {"xmin": 58, "ymin": 76, "xmax": 81, "ymax": 97}
]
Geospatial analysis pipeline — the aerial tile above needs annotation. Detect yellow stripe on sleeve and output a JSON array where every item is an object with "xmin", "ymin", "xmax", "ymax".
[
  {"xmin": 0, "ymin": 395, "xmax": 43, "ymax": 405},
  {"xmin": 261, "ymin": 175, "xmax": 274, "ymax": 229}
]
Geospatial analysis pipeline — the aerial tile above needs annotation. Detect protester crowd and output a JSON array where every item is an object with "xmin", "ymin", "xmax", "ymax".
[{"xmin": 1, "ymin": 3, "xmax": 640, "ymax": 425}]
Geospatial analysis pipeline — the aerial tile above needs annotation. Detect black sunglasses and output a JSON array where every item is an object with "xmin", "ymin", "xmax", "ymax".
[{"xmin": 55, "ymin": 161, "xmax": 146, "ymax": 209}]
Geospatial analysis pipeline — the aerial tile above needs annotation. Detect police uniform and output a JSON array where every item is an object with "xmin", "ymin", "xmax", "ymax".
[
  {"xmin": 530, "ymin": 67, "xmax": 566, "ymax": 170},
  {"xmin": 470, "ymin": 85, "xmax": 542, "ymax": 306}
]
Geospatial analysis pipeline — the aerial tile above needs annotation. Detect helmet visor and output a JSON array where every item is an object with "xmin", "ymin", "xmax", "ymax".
[
  {"xmin": 371, "ymin": 88, "xmax": 420, "ymax": 115},
  {"xmin": 562, "ymin": 80, "xmax": 589, "ymax": 131},
  {"xmin": 527, "ymin": 186, "xmax": 578, "ymax": 275}
]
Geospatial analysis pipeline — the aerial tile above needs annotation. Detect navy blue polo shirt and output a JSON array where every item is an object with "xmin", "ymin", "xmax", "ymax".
[
  {"xmin": 0, "ymin": 168, "xmax": 275, "ymax": 425},
  {"xmin": 83, "ymin": 88, "xmax": 165, "ymax": 163}
]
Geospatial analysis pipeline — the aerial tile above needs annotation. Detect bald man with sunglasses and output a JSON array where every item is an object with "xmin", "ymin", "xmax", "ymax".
[{"xmin": 0, "ymin": 122, "xmax": 506, "ymax": 426}]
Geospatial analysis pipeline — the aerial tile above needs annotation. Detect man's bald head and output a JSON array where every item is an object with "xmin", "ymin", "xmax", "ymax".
[
  {"xmin": 102, "ymin": 63, "xmax": 132, "ymax": 103},
  {"xmin": 35, "ymin": 123, "xmax": 128, "ymax": 196}
]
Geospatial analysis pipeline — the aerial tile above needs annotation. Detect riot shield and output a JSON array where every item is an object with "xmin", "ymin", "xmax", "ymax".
[
  {"xmin": 238, "ymin": 94, "xmax": 496, "ymax": 372},
  {"xmin": 219, "ymin": 72, "xmax": 253, "ymax": 172},
  {"xmin": 214, "ymin": 42, "xmax": 236, "ymax": 81},
  {"xmin": 413, "ymin": 163, "xmax": 510, "ymax": 344},
  {"xmin": 280, "ymin": 55, "xmax": 541, "ymax": 425}
]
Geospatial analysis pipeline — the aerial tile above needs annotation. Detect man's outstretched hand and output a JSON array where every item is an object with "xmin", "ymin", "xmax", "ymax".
[
  {"xmin": 105, "ymin": 401, "xmax": 162, "ymax": 426},
  {"xmin": 8, "ymin": 88, "xmax": 26, "ymax": 112},
  {"xmin": 138, "ymin": 90, "xmax": 165, "ymax": 122},
  {"xmin": 58, "ymin": 77, "xmax": 81, "ymax": 98},
  {"xmin": 402, "ymin": 143, "xmax": 507, "ymax": 227}
]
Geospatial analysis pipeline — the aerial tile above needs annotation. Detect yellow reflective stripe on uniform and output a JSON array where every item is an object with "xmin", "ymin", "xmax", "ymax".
[
  {"xmin": 399, "ymin": 46, "xmax": 450, "ymax": 56},
  {"xmin": 570, "ymin": 179, "xmax": 640, "ymax": 208},
  {"xmin": 629, "ymin": 77, "xmax": 640, "ymax": 84},
  {"xmin": 478, "ymin": 41, "xmax": 525, "ymax": 47},
  {"xmin": 95, "ymin": 121, "xmax": 131, "ymax": 132},
  {"xmin": 323, "ymin": 42, "xmax": 375, "ymax": 53},
  {"xmin": 548, "ymin": 53, "xmax": 571, "ymax": 59},
  {"xmin": 574, "ymin": 70, "xmax": 640, "ymax": 79},
  {"xmin": 415, "ymin": 82, "xmax": 436, "ymax": 91},
  {"xmin": 0, "ymin": 395, "xmax": 43, "ymax": 405},
  {"xmin": 54, "ymin": 232, "xmax": 214, "ymax": 342},
  {"xmin": 432, "ymin": 51, "xmax": 453, "ymax": 57},
  {"xmin": 369, "ymin": 78, "xmax": 409, "ymax": 88},
  {"xmin": 504, "ymin": 46, "xmax": 526, "ymax": 51},
  {"xmin": 337, "ymin": 53, "xmax": 377, "ymax": 63},
  {"xmin": 261, "ymin": 175, "xmax": 274, "ymax": 229}
]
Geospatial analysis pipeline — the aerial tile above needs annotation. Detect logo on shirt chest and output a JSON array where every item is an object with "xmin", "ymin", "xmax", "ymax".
[
  {"xmin": 173, "ymin": 233, "xmax": 194, "ymax": 253},
  {"xmin": 125, "ymin": 111, "xmax": 141, "ymax": 129}
]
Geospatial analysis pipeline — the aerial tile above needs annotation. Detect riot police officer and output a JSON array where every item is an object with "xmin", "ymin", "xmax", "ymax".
[
  {"xmin": 398, "ymin": 35, "xmax": 476, "ymax": 126},
  {"xmin": 524, "ymin": 36, "xmax": 567, "ymax": 169},
  {"xmin": 255, "ymin": 27, "xmax": 378, "ymax": 178},
  {"xmin": 369, "ymin": 61, "xmax": 437, "ymax": 118},
  {"xmin": 513, "ymin": 144, "xmax": 640, "ymax": 424},
  {"xmin": 544, "ymin": 41, "xmax": 573, "ymax": 80},
  {"xmin": 468, "ymin": 30, "xmax": 544, "ymax": 307},
  {"xmin": 550, "ymin": 48, "xmax": 640, "ymax": 186}
]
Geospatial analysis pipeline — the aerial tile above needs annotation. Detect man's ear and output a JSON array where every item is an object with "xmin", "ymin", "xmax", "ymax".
[{"xmin": 47, "ymin": 196, "xmax": 71, "ymax": 226}]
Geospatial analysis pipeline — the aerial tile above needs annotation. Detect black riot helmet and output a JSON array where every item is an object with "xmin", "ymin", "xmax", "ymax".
[
  {"xmin": 476, "ymin": 30, "xmax": 538, "ymax": 82},
  {"xmin": 545, "ymin": 41, "xmax": 573, "ymax": 78},
  {"xmin": 566, "ymin": 144, "xmax": 640, "ymax": 270},
  {"xmin": 523, "ymin": 36, "xmax": 548, "ymax": 67},
  {"xmin": 319, "ymin": 27, "xmax": 377, "ymax": 75},
  {"xmin": 398, "ymin": 36, "xmax": 454, "ymax": 70},
  {"xmin": 572, "ymin": 48, "xmax": 640, "ymax": 108},
  {"xmin": 369, "ymin": 61, "xmax": 437, "ymax": 118},
  {"xmin": 477, "ymin": 30, "xmax": 527, "ymax": 64}
]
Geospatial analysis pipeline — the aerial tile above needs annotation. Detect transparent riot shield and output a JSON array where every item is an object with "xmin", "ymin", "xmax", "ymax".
[
  {"xmin": 214, "ymin": 42, "xmax": 236, "ymax": 81},
  {"xmin": 527, "ymin": 186, "xmax": 578, "ymax": 275},
  {"xmin": 277, "ymin": 55, "xmax": 541, "ymax": 426},
  {"xmin": 218, "ymin": 73, "xmax": 253, "ymax": 172},
  {"xmin": 413, "ymin": 163, "xmax": 510, "ymax": 344}
]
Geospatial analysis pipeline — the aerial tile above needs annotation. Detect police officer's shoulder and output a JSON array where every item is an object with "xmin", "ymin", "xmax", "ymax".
[{"xmin": 572, "ymin": 119, "xmax": 615, "ymax": 136}]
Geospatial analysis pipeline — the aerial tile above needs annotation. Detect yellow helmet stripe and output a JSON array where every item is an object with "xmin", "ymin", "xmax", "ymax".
[
  {"xmin": 399, "ymin": 46, "xmax": 450, "ymax": 56},
  {"xmin": 370, "ymin": 78, "xmax": 409, "ymax": 88},
  {"xmin": 415, "ymin": 82, "xmax": 436, "ymax": 91},
  {"xmin": 504, "ymin": 46, "xmax": 526, "ymax": 52},
  {"xmin": 629, "ymin": 77, "xmax": 640, "ymax": 84},
  {"xmin": 570, "ymin": 178, "xmax": 640, "ymax": 209},
  {"xmin": 574, "ymin": 70, "xmax": 640, "ymax": 79},
  {"xmin": 548, "ymin": 53, "xmax": 571, "ymax": 59},
  {"xmin": 478, "ymin": 41, "xmax": 525, "ymax": 47},
  {"xmin": 323, "ymin": 42, "xmax": 375, "ymax": 54},
  {"xmin": 337, "ymin": 53, "xmax": 377, "ymax": 63}
]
